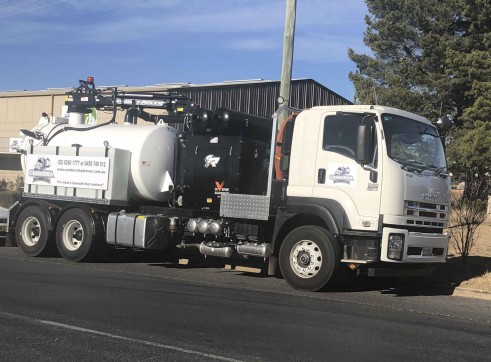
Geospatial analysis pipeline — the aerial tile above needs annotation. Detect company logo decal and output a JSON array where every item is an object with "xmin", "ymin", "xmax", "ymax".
[
  {"xmin": 204, "ymin": 154, "xmax": 220, "ymax": 168},
  {"xmin": 215, "ymin": 181, "xmax": 224, "ymax": 191},
  {"xmin": 214, "ymin": 181, "xmax": 229, "ymax": 193},
  {"xmin": 28, "ymin": 157, "xmax": 54, "ymax": 183},
  {"xmin": 329, "ymin": 166, "xmax": 354, "ymax": 185}
]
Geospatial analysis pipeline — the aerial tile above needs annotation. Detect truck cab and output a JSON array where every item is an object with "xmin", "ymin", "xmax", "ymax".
[{"xmin": 276, "ymin": 105, "xmax": 450, "ymax": 288}]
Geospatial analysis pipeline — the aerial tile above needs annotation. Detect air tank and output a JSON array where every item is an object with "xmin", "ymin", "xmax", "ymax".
[{"xmin": 22, "ymin": 122, "xmax": 178, "ymax": 202}]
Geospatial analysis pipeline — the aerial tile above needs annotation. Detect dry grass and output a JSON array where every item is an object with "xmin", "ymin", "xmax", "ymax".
[{"xmin": 441, "ymin": 219, "xmax": 491, "ymax": 291}]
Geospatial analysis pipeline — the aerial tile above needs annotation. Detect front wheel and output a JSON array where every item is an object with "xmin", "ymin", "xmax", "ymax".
[
  {"xmin": 56, "ymin": 208, "xmax": 102, "ymax": 262},
  {"xmin": 279, "ymin": 226, "xmax": 340, "ymax": 291}
]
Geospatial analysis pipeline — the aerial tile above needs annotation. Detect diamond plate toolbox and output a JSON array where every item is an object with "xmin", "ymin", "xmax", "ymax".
[{"xmin": 220, "ymin": 194, "xmax": 270, "ymax": 220}]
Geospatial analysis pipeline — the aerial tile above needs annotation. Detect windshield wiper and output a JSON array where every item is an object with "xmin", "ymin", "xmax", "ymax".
[
  {"xmin": 431, "ymin": 165, "xmax": 448, "ymax": 178},
  {"xmin": 406, "ymin": 160, "xmax": 427, "ymax": 172},
  {"xmin": 407, "ymin": 161, "xmax": 449, "ymax": 178},
  {"xmin": 394, "ymin": 159, "xmax": 424, "ymax": 173}
]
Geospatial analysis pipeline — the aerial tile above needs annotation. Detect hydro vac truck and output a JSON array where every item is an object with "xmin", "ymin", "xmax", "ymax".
[{"xmin": 8, "ymin": 77, "xmax": 452, "ymax": 291}]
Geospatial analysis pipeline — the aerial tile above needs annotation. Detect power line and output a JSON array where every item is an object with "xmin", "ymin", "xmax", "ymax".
[
  {"xmin": 0, "ymin": 0, "xmax": 44, "ymax": 12},
  {"xmin": 0, "ymin": 0, "xmax": 67, "ymax": 20}
]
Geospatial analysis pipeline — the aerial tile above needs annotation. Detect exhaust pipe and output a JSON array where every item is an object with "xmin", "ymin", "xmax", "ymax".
[
  {"xmin": 199, "ymin": 242, "xmax": 234, "ymax": 258},
  {"xmin": 199, "ymin": 242, "xmax": 273, "ymax": 259},
  {"xmin": 236, "ymin": 243, "xmax": 272, "ymax": 258}
]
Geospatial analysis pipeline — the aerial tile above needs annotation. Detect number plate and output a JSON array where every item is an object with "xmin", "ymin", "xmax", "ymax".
[{"xmin": 422, "ymin": 247, "xmax": 433, "ymax": 256}]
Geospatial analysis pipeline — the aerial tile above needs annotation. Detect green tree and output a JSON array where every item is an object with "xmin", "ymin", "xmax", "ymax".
[{"xmin": 349, "ymin": 0, "xmax": 491, "ymax": 177}]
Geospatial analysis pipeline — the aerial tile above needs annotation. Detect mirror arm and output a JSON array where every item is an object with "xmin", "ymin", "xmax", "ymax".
[{"xmin": 361, "ymin": 164, "xmax": 376, "ymax": 172}]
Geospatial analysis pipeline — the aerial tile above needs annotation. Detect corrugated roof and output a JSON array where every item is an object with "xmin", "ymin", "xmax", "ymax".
[{"xmin": 0, "ymin": 78, "xmax": 350, "ymax": 104}]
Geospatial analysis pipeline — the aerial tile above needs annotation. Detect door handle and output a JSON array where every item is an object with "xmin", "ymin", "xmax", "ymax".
[{"xmin": 318, "ymin": 168, "xmax": 326, "ymax": 184}]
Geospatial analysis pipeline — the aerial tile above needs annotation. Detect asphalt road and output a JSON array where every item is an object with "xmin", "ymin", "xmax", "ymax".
[{"xmin": 0, "ymin": 247, "xmax": 489, "ymax": 361}]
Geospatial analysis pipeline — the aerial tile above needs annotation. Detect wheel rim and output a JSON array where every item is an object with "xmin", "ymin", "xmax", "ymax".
[
  {"xmin": 21, "ymin": 216, "xmax": 41, "ymax": 246},
  {"xmin": 62, "ymin": 220, "xmax": 84, "ymax": 251},
  {"xmin": 290, "ymin": 240, "xmax": 323, "ymax": 279}
]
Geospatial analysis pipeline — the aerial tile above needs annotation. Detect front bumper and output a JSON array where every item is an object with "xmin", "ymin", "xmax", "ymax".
[{"xmin": 380, "ymin": 227, "xmax": 449, "ymax": 263}]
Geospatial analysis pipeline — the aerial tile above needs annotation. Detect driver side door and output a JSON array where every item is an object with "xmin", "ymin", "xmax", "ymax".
[{"xmin": 313, "ymin": 112, "xmax": 382, "ymax": 232}]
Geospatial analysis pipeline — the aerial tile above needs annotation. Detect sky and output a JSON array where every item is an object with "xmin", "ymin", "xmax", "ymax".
[{"xmin": 0, "ymin": 0, "xmax": 369, "ymax": 101}]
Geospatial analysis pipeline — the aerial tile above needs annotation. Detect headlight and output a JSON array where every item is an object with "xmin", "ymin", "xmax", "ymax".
[{"xmin": 388, "ymin": 234, "xmax": 404, "ymax": 261}]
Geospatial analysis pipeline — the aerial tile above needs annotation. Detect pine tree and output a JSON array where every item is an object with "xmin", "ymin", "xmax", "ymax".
[{"xmin": 349, "ymin": 0, "xmax": 491, "ymax": 177}]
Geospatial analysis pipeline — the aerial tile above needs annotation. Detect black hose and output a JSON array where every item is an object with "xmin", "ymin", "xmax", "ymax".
[{"xmin": 45, "ymin": 121, "xmax": 116, "ymax": 145}]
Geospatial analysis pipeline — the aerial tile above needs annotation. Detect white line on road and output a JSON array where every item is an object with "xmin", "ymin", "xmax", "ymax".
[{"xmin": 0, "ymin": 311, "xmax": 243, "ymax": 362}]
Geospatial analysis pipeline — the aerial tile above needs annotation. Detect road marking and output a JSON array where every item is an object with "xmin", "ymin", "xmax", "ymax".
[{"xmin": 0, "ymin": 311, "xmax": 242, "ymax": 362}]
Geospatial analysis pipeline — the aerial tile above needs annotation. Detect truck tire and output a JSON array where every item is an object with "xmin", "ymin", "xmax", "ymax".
[
  {"xmin": 56, "ymin": 208, "xmax": 101, "ymax": 262},
  {"xmin": 279, "ymin": 226, "xmax": 340, "ymax": 291},
  {"xmin": 16, "ymin": 206, "xmax": 54, "ymax": 257}
]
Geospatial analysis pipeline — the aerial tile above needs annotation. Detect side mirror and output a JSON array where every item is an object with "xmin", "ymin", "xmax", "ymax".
[
  {"xmin": 355, "ymin": 124, "xmax": 373, "ymax": 165},
  {"xmin": 435, "ymin": 116, "xmax": 452, "ymax": 132}
]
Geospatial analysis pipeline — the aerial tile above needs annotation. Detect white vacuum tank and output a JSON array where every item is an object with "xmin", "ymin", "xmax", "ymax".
[{"xmin": 24, "ymin": 122, "xmax": 178, "ymax": 202}]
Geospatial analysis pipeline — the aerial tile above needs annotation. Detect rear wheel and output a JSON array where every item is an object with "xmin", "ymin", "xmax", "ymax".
[
  {"xmin": 56, "ymin": 208, "xmax": 102, "ymax": 262},
  {"xmin": 16, "ymin": 205, "xmax": 54, "ymax": 256},
  {"xmin": 279, "ymin": 226, "xmax": 340, "ymax": 291}
]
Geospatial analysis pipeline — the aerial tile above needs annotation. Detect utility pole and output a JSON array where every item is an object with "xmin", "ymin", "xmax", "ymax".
[{"xmin": 278, "ymin": 0, "xmax": 297, "ymax": 128}]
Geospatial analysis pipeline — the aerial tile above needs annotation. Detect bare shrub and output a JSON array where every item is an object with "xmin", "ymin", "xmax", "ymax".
[
  {"xmin": 449, "ymin": 172, "xmax": 490, "ymax": 265},
  {"xmin": 0, "ymin": 176, "xmax": 24, "ymax": 193},
  {"xmin": 8, "ymin": 175, "xmax": 24, "ymax": 193}
]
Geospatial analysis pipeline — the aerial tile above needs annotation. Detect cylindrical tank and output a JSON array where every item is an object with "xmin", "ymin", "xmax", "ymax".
[
  {"xmin": 211, "ymin": 108, "xmax": 272, "ymax": 140},
  {"xmin": 190, "ymin": 108, "xmax": 213, "ymax": 134},
  {"xmin": 22, "ymin": 122, "xmax": 178, "ymax": 202}
]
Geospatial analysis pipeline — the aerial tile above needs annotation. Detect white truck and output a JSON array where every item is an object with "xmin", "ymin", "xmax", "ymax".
[{"xmin": 7, "ymin": 78, "xmax": 452, "ymax": 291}]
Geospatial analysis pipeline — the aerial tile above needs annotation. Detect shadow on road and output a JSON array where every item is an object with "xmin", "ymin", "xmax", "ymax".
[
  {"xmin": 425, "ymin": 255, "xmax": 491, "ymax": 289},
  {"xmin": 92, "ymin": 250, "xmax": 491, "ymax": 296},
  {"xmin": 5, "ymin": 244, "xmax": 488, "ymax": 297},
  {"xmin": 323, "ymin": 276, "xmax": 455, "ymax": 296}
]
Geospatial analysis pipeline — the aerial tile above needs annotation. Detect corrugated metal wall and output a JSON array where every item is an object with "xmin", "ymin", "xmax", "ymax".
[
  {"xmin": 0, "ymin": 92, "xmax": 65, "ymax": 177},
  {"xmin": 176, "ymin": 79, "xmax": 351, "ymax": 118},
  {"xmin": 0, "ymin": 79, "xmax": 350, "ymax": 155},
  {"xmin": 1, "ymin": 95, "xmax": 54, "ymax": 136}
]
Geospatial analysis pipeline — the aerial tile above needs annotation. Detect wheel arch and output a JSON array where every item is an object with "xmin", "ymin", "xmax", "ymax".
[
  {"xmin": 271, "ymin": 198, "xmax": 348, "ymax": 256},
  {"xmin": 55, "ymin": 204, "xmax": 107, "ymax": 262},
  {"xmin": 54, "ymin": 203, "xmax": 106, "ymax": 237},
  {"xmin": 12, "ymin": 199, "xmax": 58, "ymax": 231}
]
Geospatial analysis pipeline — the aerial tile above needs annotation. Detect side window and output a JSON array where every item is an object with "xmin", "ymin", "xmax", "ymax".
[{"xmin": 323, "ymin": 115, "xmax": 377, "ymax": 166}]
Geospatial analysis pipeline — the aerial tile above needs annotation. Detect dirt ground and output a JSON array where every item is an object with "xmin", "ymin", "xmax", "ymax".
[{"xmin": 434, "ymin": 219, "xmax": 491, "ymax": 292}]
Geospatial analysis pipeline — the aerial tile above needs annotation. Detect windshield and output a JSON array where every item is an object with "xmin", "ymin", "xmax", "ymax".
[{"xmin": 381, "ymin": 113, "xmax": 447, "ymax": 173}]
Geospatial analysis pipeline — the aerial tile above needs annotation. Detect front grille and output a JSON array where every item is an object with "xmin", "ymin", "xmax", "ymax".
[{"xmin": 404, "ymin": 200, "xmax": 448, "ymax": 228}]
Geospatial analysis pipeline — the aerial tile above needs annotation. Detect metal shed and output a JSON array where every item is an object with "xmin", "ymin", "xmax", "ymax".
[
  {"xmin": 0, "ymin": 79, "xmax": 351, "ymax": 174},
  {"xmin": 172, "ymin": 79, "xmax": 351, "ymax": 118}
]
